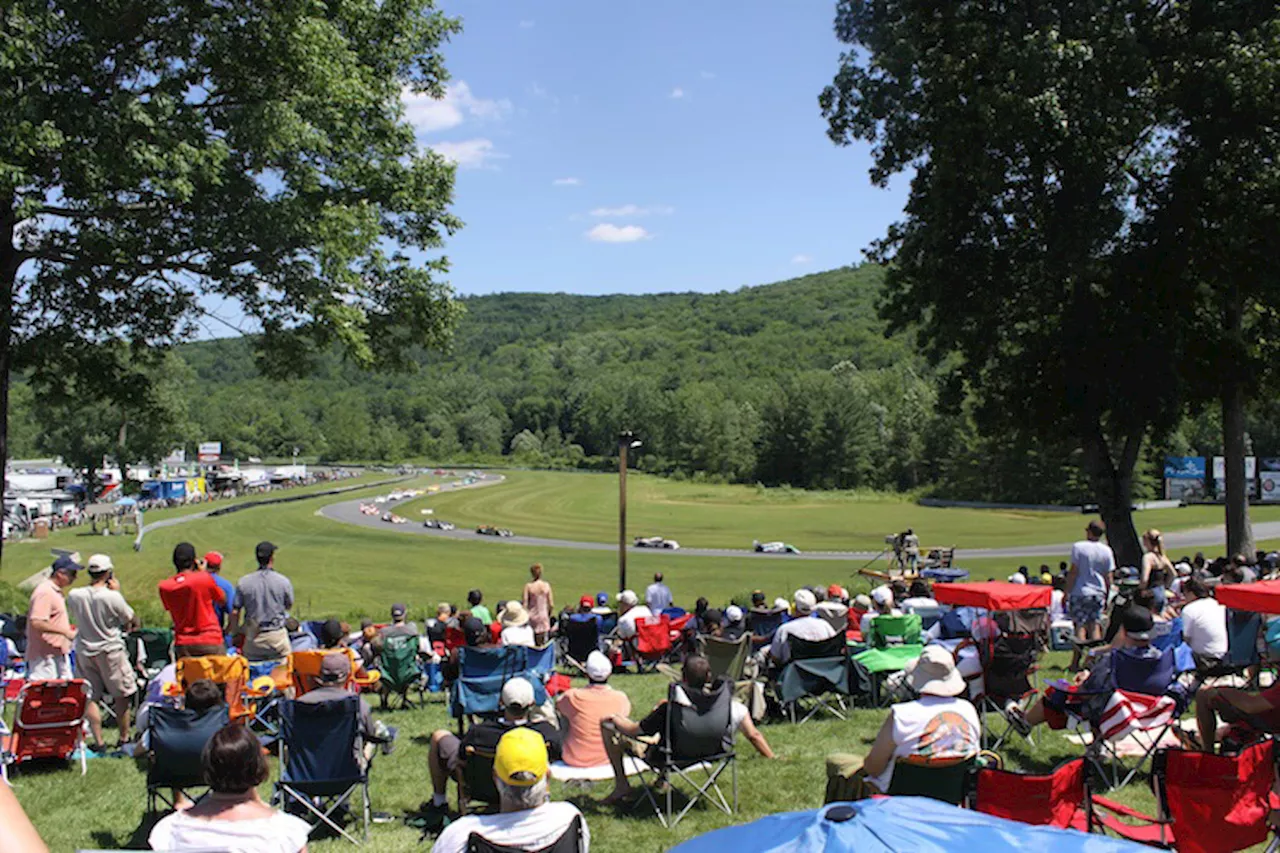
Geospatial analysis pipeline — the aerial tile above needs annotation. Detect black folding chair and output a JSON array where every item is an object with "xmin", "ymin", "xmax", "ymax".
[
  {"xmin": 624, "ymin": 680, "xmax": 738, "ymax": 828},
  {"xmin": 275, "ymin": 696, "xmax": 370, "ymax": 845},
  {"xmin": 466, "ymin": 814, "xmax": 585, "ymax": 853},
  {"xmin": 146, "ymin": 705, "xmax": 231, "ymax": 813},
  {"xmin": 776, "ymin": 633, "xmax": 851, "ymax": 723},
  {"xmin": 561, "ymin": 618, "xmax": 601, "ymax": 669}
]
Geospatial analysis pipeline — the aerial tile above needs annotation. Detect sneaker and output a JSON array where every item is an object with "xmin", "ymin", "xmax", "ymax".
[
  {"xmin": 381, "ymin": 725, "xmax": 399, "ymax": 756},
  {"xmin": 371, "ymin": 811, "xmax": 395, "ymax": 824}
]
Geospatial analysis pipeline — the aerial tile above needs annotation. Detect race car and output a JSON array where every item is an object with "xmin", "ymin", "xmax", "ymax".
[
  {"xmin": 381, "ymin": 512, "xmax": 407, "ymax": 524},
  {"xmin": 753, "ymin": 539, "xmax": 801, "ymax": 554},
  {"xmin": 358, "ymin": 503, "xmax": 379, "ymax": 516},
  {"xmin": 634, "ymin": 535, "xmax": 681, "ymax": 550},
  {"xmin": 476, "ymin": 524, "xmax": 514, "ymax": 537},
  {"xmin": 424, "ymin": 519, "xmax": 456, "ymax": 531}
]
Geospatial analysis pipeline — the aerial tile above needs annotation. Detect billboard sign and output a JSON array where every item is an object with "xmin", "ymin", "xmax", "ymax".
[
  {"xmin": 163, "ymin": 448, "xmax": 186, "ymax": 465},
  {"xmin": 1262, "ymin": 472, "xmax": 1280, "ymax": 502},
  {"xmin": 1214, "ymin": 456, "xmax": 1258, "ymax": 498},
  {"xmin": 1164, "ymin": 456, "xmax": 1206, "ymax": 480},
  {"xmin": 197, "ymin": 441, "xmax": 222, "ymax": 463}
]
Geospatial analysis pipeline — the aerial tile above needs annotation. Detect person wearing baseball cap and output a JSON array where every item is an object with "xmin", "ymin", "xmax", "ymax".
[
  {"xmin": 557, "ymin": 650, "xmax": 631, "ymax": 768},
  {"xmin": 25, "ymin": 554, "xmax": 82, "ymax": 681},
  {"xmin": 379, "ymin": 603, "xmax": 418, "ymax": 641},
  {"xmin": 231, "ymin": 541, "xmax": 294, "ymax": 662},
  {"xmin": 723, "ymin": 605, "xmax": 747, "ymax": 641},
  {"xmin": 297, "ymin": 652, "xmax": 397, "ymax": 767},
  {"xmin": 860, "ymin": 584, "xmax": 904, "ymax": 639},
  {"xmin": 200, "ymin": 551, "xmax": 235, "ymax": 641},
  {"xmin": 158, "ymin": 542, "xmax": 226, "ymax": 658},
  {"xmin": 1011, "ymin": 604, "xmax": 1168, "ymax": 737},
  {"xmin": 432, "ymin": 726, "xmax": 588, "ymax": 853},
  {"xmin": 826, "ymin": 645, "xmax": 980, "ymax": 799},
  {"xmin": 424, "ymin": 677, "xmax": 562, "ymax": 824},
  {"xmin": 67, "ymin": 554, "xmax": 139, "ymax": 751},
  {"xmin": 767, "ymin": 587, "xmax": 839, "ymax": 666}
]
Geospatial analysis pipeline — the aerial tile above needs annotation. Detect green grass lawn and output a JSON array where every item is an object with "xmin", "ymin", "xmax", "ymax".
[
  {"xmin": 398, "ymin": 470, "xmax": 1279, "ymax": 553},
  {"xmin": 10, "ymin": 653, "xmax": 1170, "ymax": 852}
]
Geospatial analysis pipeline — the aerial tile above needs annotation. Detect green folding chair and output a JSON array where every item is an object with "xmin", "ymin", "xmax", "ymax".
[
  {"xmin": 867, "ymin": 613, "xmax": 923, "ymax": 648},
  {"xmin": 379, "ymin": 634, "xmax": 425, "ymax": 709},
  {"xmin": 885, "ymin": 756, "xmax": 976, "ymax": 806}
]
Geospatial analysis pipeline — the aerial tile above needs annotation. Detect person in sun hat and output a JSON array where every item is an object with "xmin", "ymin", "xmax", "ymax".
[
  {"xmin": 424, "ymin": 677, "xmax": 563, "ymax": 826},
  {"xmin": 500, "ymin": 601, "xmax": 536, "ymax": 648},
  {"xmin": 825, "ymin": 644, "xmax": 980, "ymax": 802},
  {"xmin": 556, "ymin": 650, "xmax": 631, "ymax": 768},
  {"xmin": 612, "ymin": 588, "xmax": 651, "ymax": 643},
  {"xmin": 431, "ymin": 726, "xmax": 589, "ymax": 853}
]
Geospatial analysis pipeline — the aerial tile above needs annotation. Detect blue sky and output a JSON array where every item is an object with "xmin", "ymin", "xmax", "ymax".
[{"xmin": 412, "ymin": 1, "xmax": 910, "ymax": 296}]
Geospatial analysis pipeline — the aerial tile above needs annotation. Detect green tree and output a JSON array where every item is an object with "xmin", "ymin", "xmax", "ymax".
[
  {"xmin": 821, "ymin": 0, "xmax": 1184, "ymax": 563},
  {"xmin": 2, "ymin": 0, "xmax": 464, "ymax": 552}
]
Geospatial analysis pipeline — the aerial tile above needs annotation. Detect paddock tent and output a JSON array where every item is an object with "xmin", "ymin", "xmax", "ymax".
[
  {"xmin": 933, "ymin": 581, "xmax": 1052, "ymax": 611},
  {"xmin": 670, "ymin": 797, "xmax": 1147, "ymax": 853},
  {"xmin": 1215, "ymin": 580, "xmax": 1280, "ymax": 614}
]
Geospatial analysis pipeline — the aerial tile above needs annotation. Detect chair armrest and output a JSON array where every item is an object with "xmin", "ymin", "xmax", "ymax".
[{"xmin": 1091, "ymin": 795, "xmax": 1171, "ymax": 824}]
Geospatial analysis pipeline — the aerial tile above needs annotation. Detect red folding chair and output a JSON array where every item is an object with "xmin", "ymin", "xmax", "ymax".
[
  {"xmin": 2, "ymin": 679, "xmax": 90, "ymax": 782},
  {"xmin": 632, "ymin": 614, "xmax": 673, "ymax": 673},
  {"xmin": 1091, "ymin": 740, "xmax": 1276, "ymax": 853},
  {"xmin": 973, "ymin": 757, "xmax": 1091, "ymax": 831}
]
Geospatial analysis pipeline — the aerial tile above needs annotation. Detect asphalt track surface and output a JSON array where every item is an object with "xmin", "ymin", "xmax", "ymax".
[{"xmin": 318, "ymin": 473, "xmax": 1280, "ymax": 562}]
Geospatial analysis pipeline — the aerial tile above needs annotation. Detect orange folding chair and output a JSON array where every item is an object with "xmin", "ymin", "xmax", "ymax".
[
  {"xmin": 286, "ymin": 648, "xmax": 380, "ymax": 697},
  {"xmin": 2, "ymin": 679, "xmax": 90, "ymax": 782},
  {"xmin": 175, "ymin": 655, "xmax": 255, "ymax": 722}
]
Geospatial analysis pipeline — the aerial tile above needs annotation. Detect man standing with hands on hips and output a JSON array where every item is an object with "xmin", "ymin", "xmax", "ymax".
[{"xmin": 232, "ymin": 541, "xmax": 294, "ymax": 661}]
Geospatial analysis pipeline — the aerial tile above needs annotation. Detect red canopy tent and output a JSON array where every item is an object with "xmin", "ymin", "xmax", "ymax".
[
  {"xmin": 933, "ymin": 581, "xmax": 1052, "ymax": 612},
  {"xmin": 1213, "ymin": 580, "xmax": 1280, "ymax": 614}
]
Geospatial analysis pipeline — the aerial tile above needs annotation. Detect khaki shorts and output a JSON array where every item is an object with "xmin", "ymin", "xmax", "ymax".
[
  {"xmin": 243, "ymin": 627, "xmax": 291, "ymax": 662},
  {"xmin": 77, "ymin": 648, "xmax": 138, "ymax": 701}
]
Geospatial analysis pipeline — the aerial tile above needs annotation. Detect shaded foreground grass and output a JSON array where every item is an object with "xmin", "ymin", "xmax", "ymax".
[
  {"xmin": 400, "ymin": 470, "xmax": 1279, "ymax": 552},
  {"xmin": 10, "ymin": 652, "xmax": 1170, "ymax": 852}
]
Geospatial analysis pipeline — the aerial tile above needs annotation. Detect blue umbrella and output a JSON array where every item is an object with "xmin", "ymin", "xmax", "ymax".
[{"xmin": 671, "ymin": 798, "xmax": 1147, "ymax": 853}]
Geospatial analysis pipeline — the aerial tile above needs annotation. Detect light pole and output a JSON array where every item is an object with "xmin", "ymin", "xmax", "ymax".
[{"xmin": 618, "ymin": 430, "xmax": 641, "ymax": 593}]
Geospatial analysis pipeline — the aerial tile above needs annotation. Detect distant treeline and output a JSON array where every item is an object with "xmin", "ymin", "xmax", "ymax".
[{"xmin": 10, "ymin": 265, "xmax": 1275, "ymax": 503}]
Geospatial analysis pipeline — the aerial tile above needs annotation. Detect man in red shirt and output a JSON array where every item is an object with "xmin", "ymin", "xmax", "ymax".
[{"xmin": 158, "ymin": 542, "xmax": 226, "ymax": 658}]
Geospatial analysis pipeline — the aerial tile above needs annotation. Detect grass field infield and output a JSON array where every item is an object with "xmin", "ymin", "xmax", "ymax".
[{"xmin": 396, "ymin": 470, "xmax": 1280, "ymax": 553}]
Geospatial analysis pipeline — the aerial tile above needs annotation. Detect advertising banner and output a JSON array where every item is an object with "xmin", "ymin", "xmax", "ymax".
[
  {"xmin": 197, "ymin": 441, "xmax": 222, "ymax": 463},
  {"xmin": 1166, "ymin": 479, "xmax": 1206, "ymax": 502},
  {"xmin": 1164, "ymin": 456, "xmax": 1206, "ymax": 479},
  {"xmin": 1214, "ymin": 456, "xmax": 1258, "ymax": 498},
  {"xmin": 1262, "ymin": 472, "xmax": 1280, "ymax": 502},
  {"xmin": 163, "ymin": 448, "xmax": 186, "ymax": 464}
]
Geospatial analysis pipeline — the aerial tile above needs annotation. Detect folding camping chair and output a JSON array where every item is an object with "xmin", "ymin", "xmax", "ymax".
[
  {"xmin": 2, "ymin": 679, "xmax": 89, "ymax": 783},
  {"xmin": 1090, "ymin": 741, "xmax": 1276, "ymax": 853},
  {"xmin": 146, "ymin": 704, "xmax": 231, "ymax": 813},
  {"xmin": 973, "ymin": 757, "xmax": 1092, "ymax": 830},
  {"xmin": 885, "ymin": 755, "xmax": 977, "ymax": 806},
  {"xmin": 776, "ymin": 634, "xmax": 852, "ymax": 722},
  {"xmin": 287, "ymin": 648, "xmax": 380, "ymax": 696},
  {"xmin": 526, "ymin": 644, "xmax": 557, "ymax": 681},
  {"xmin": 631, "ymin": 614, "xmax": 674, "ymax": 674},
  {"xmin": 963, "ymin": 610, "xmax": 1049, "ymax": 749},
  {"xmin": 378, "ymin": 634, "xmax": 425, "ymax": 709},
  {"xmin": 865, "ymin": 613, "xmax": 923, "ymax": 648},
  {"xmin": 449, "ymin": 646, "xmax": 546, "ymax": 734},
  {"xmin": 466, "ymin": 816, "xmax": 585, "ymax": 853},
  {"xmin": 275, "ymin": 696, "xmax": 371, "ymax": 845},
  {"xmin": 701, "ymin": 634, "xmax": 751, "ymax": 682},
  {"xmin": 622, "ymin": 679, "xmax": 738, "ymax": 828},
  {"xmin": 561, "ymin": 617, "xmax": 601, "ymax": 670},
  {"xmin": 747, "ymin": 608, "xmax": 786, "ymax": 651},
  {"xmin": 127, "ymin": 627, "xmax": 174, "ymax": 686},
  {"xmin": 175, "ymin": 654, "xmax": 255, "ymax": 722},
  {"xmin": 1081, "ymin": 645, "xmax": 1185, "ymax": 790},
  {"xmin": 456, "ymin": 743, "xmax": 500, "ymax": 816},
  {"xmin": 850, "ymin": 614, "xmax": 924, "ymax": 708}
]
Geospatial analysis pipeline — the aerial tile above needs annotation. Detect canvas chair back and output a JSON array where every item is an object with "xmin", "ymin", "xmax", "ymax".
[
  {"xmin": 1163, "ymin": 740, "xmax": 1274, "ymax": 853},
  {"xmin": 746, "ymin": 608, "xmax": 785, "ymax": 646},
  {"xmin": 175, "ymin": 655, "xmax": 248, "ymax": 716},
  {"xmin": 461, "ymin": 744, "xmax": 499, "ymax": 807},
  {"xmin": 459, "ymin": 645, "xmax": 527, "ymax": 680},
  {"xmin": 563, "ymin": 617, "xmax": 601, "ymax": 663},
  {"xmin": 868, "ymin": 613, "xmax": 922, "ymax": 648},
  {"xmin": 147, "ymin": 705, "xmax": 230, "ymax": 791},
  {"xmin": 1225, "ymin": 611, "xmax": 1262, "ymax": 668},
  {"xmin": 974, "ymin": 758, "xmax": 1088, "ymax": 828},
  {"xmin": 635, "ymin": 615, "xmax": 673, "ymax": 659},
  {"xmin": 379, "ymin": 634, "xmax": 421, "ymax": 692},
  {"xmin": 288, "ymin": 648, "xmax": 360, "ymax": 696},
  {"xmin": 886, "ymin": 756, "xmax": 974, "ymax": 805},
  {"xmin": 993, "ymin": 608, "xmax": 1049, "ymax": 636},
  {"xmin": 667, "ymin": 679, "xmax": 734, "ymax": 761},
  {"xmin": 1111, "ymin": 646, "xmax": 1176, "ymax": 696},
  {"xmin": 10, "ymin": 679, "xmax": 88, "ymax": 763},
  {"xmin": 467, "ymin": 816, "xmax": 583, "ymax": 853},
  {"xmin": 981, "ymin": 633, "xmax": 1040, "ymax": 700},
  {"xmin": 701, "ymin": 634, "xmax": 750, "ymax": 681},
  {"xmin": 127, "ymin": 628, "xmax": 174, "ymax": 675},
  {"xmin": 790, "ymin": 633, "xmax": 846, "ymax": 661},
  {"xmin": 279, "ymin": 696, "xmax": 363, "ymax": 792}
]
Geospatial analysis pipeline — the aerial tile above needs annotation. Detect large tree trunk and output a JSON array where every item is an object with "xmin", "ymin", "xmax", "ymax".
[
  {"xmin": 1222, "ymin": 289, "xmax": 1255, "ymax": 558},
  {"xmin": 1080, "ymin": 427, "xmax": 1144, "ymax": 568}
]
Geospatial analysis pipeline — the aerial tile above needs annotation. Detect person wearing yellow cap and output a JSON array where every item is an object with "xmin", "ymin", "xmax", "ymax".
[{"xmin": 432, "ymin": 727, "xmax": 589, "ymax": 853}]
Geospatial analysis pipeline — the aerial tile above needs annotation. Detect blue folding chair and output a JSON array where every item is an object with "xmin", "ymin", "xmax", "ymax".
[
  {"xmin": 526, "ymin": 644, "xmax": 557, "ymax": 680},
  {"xmin": 449, "ymin": 647, "xmax": 546, "ymax": 731},
  {"xmin": 1151, "ymin": 617, "xmax": 1184, "ymax": 653},
  {"xmin": 1088, "ymin": 645, "xmax": 1186, "ymax": 789},
  {"xmin": 275, "ymin": 696, "xmax": 369, "ymax": 845},
  {"xmin": 747, "ymin": 608, "xmax": 786, "ymax": 650},
  {"xmin": 146, "ymin": 705, "xmax": 231, "ymax": 813}
]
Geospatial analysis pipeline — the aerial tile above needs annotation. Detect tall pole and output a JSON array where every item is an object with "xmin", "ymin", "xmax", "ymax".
[{"xmin": 618, "ymin": 434, "xmax": 628, "ymax": 594}]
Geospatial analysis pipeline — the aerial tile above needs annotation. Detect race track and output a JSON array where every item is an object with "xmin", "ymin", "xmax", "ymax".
[{"xmin": 318, "ymin": 473, "xmax": 1280, "ymax": 562}]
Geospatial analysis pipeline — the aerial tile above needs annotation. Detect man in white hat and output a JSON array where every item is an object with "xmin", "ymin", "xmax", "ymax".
[
  {"xmin": 556, "ymin": 650, "xmax": 632, "ymax": 768},
  {"xmin": 613, "ymin": 589, "xmax": 651, "ymax": 642},
  {"xmin": 859, "ymin": 585, "xmax": 903, "ymax": 639},
  {"xmin": 66, "ymin": 554, "xmax": 139, "ymax": 752},
  {"xmin": 767, "ymin": 588, "xmax": 837, "ymax": 665},
  {"xmin": 825, "ymin": 645, "xmax": 980, "ymax": 800},
  {"xmin": 499, "ymin": 601, "xmax": 536, "ymax": 648}
]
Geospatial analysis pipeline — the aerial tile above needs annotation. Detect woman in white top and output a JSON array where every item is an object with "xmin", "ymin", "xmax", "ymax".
[
  {"xmin": 827, "ymin": 645, "xmax": 980, "ymax": 797},
  {"xmin": 499, "ymin": 601, "xmax": 536, "ymax": 648},
  {"xmin": 149, "ymin": 723, "xmax": 309, "ymax": 853}
]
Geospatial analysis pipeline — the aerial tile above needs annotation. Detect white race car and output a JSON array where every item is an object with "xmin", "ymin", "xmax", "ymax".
[
  {"xmin": 381, "ymin": 512, "xmax": 408, "ymax": 524},
  {"xmin": 753, "ymin": 539, "xmax": 801, "ymax": 554},
  {"xmin": 424, "ymin": 519, "xmax": 456, "ymax": 530},
  {"xmin": 634, "ymin": 536, "xmax": 681, "ymax": 550},
  {"xmin": 358, "ymin": 503, "xmax": 379, "ymax": 516}
]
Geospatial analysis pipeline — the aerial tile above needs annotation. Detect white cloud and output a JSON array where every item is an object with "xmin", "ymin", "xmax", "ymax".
[
  {"xmin": 791, "ymin": 253, "xmax": 813, "ymax": 265},
  {"xmin": 669, "ymin": 87, "xmax": 685, "ymax": 99},
  {"xmin": 553, "ymin": 177, "xmax": 581, "ymax": 186},
  {"xmin": 586, "ymin": 223, "xmax": 651, "ymax": 243},
  {"xmin": 430, "ymin": 138, "xmax": 504, "ymax": 169},
  {"xmin": 588, "ymin": 204, "xmax": 674, "ymax": 217},
  {"xmin": 700, "ymin": 70, "xmax": 716, "ymax": 79},
  {"xmin": 519, "ymin": 19, "xmax": 535, "ymax": 28},
  {"xmin": 401, "ymin": 81, "xmax": 511, "ymax": 134}
]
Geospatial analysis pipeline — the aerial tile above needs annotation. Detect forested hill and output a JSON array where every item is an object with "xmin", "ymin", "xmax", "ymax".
[{"xmin": 12, "ymin": 265, "xmax": 1135, "ymax": 502}]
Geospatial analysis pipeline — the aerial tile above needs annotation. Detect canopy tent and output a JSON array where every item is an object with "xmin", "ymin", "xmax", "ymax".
[
  {"xmin": 933, "ymin": 581, "xmax": 1051, "ymax": 612},
  {"xmin": 670, "ymin": 798, "xmax": 1146, "ymax": 853},
  {"xmin": 1214, "ymin": 580, "xmax": 1280, "ymax": 615}
]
